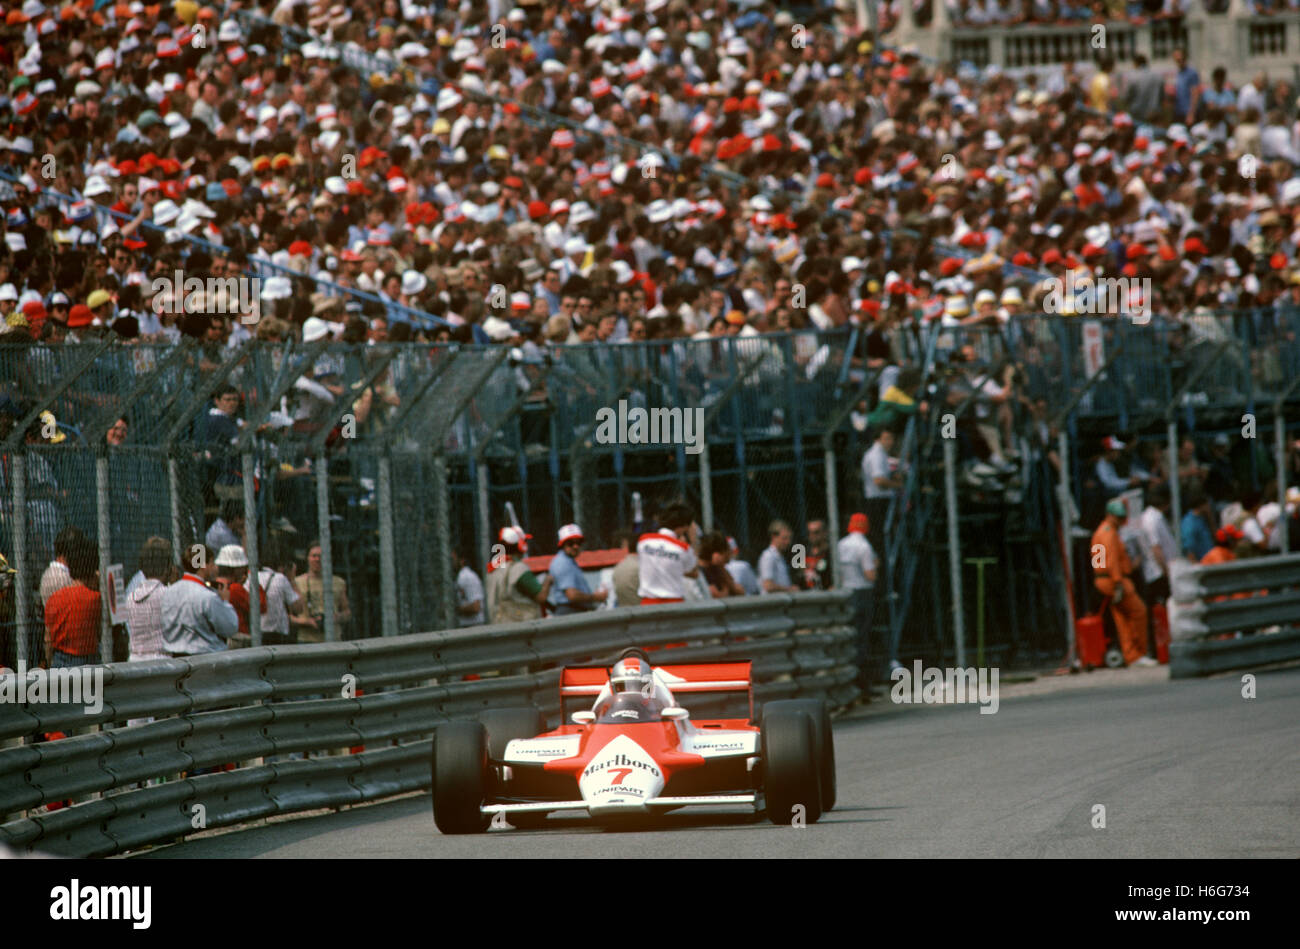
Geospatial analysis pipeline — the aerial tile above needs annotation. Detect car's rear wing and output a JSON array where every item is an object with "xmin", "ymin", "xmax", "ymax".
[{"xmin": 559, "ymin": 661, "xmax": 754, "ymax": 722}]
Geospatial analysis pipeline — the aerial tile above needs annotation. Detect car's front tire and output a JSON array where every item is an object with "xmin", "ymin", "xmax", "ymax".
[
  {"xmin": 478, "ymin": 707, "xmax": 549, "ymax": 829},
  {"xmin": 432, "ymin": 721, "xmax": 490, "ymax": 834},
  {"xmin": 761, "ymin": 707, "xmax": 823, "ymax": 826},
  {"xmin": 766, "ymin": 699, "xmax": 836, "ymax": 812},
  {"xmin": 478, "ymin": 706, "xmax": 547, "ymax": 761}
]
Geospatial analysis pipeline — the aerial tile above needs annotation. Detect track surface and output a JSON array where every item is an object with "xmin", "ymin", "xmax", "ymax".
[{"xmin": 136, "ymin": 666, "xmax": 1299, "ymax": 858}]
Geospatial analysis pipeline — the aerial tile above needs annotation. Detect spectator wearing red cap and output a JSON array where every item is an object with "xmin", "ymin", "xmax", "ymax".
[
  {"xmin": 1202, "ymin": 524, "xmax": 1243, "ymax": 567},
  {"xmin": 548, "ymin": 524, "xmax": 607, "ymax": 615},
  {"xmin": 838, "ymin": 512, "xmax": 879, "ymax": 689}
]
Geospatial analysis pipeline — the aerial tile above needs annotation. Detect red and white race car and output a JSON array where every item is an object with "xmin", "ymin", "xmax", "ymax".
[{"xmin": 431, "ymin": 648, "xmax": 836, "ymax": 833}]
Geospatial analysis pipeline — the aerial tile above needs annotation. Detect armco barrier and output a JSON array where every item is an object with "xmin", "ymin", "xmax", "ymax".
[
  {"xmin": 0, "ymin": 592, "xmax": 856, "ymax": 856},
  {"xmin": 1167, "ymin": 554, "xmax": 1300, "ymax": 679}
]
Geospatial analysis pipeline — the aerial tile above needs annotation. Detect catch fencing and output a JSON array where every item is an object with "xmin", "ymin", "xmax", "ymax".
[
  {"xmin": 0, "ymin": 592, "xmax": 856, "ymax": 856},
  {"xmin": 0, "ymin": 332, "xmax": 872, "ymax": 659}
]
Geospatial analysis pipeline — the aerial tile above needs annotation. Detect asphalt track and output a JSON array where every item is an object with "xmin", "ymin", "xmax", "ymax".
[{"xmin": 136, "ymin": 665, "xmax": 1300, "ymax": 858}]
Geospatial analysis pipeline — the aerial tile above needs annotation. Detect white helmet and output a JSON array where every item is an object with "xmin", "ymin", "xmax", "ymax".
[{"xmin": 610, "ymin": 656, "xmax": 653, "ymax": 695}]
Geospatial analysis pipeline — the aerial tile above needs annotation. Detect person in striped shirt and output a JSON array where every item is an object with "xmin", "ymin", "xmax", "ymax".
[{"xmin": 124, "ymin": 537, "xmax": 176, "ymax": 662}]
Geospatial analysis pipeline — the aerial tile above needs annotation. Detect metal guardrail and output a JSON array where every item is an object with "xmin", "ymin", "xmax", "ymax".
[
  {"xmin": 0, "ymin": 592, "xmax": 857, "ymax": 856},
  {"xmin": 1166, "ymin": 554, "xmax": 1300, "ymax": 678}
]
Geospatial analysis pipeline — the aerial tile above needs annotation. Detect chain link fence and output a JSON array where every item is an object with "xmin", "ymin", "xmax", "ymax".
[{"xmin": 4, "ymin": 311, "xmax": 1300, "ymax": 672}]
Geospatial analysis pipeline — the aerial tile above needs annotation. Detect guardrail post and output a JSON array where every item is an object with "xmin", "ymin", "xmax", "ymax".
[
  {"xmin": 14, "ymin": 452, "xmax": 29, "ymax": 668},
  {"xmin": 243, "ymin": 451, "xmax": 261, "ymax": 648},
  {"xmin": 96, "ymin": 451, "xmax": 112, "ymax": 662},
  {"xmin": 378, "ymin": 453, "xmax": 398, "ymax": 637},
  {"xmin": 943, "ymin": 437, "xmax": 966, "ymax": 666},
  {"xmin": 316, "ymin": 452, "xmax": 337, "ymax": 642}
]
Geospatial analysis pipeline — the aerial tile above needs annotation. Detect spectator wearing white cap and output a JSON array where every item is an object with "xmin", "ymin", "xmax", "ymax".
[
  {"xmin": 548, "ymin": 524, "xmax": 608, "ymax": 615},
  {"xmin": 215, "ymin": 543, "xmax": 265, "ymax": 639},
  {"xmin": 485, "ymin": 527, "xmax": 552, "ymax": 624}
]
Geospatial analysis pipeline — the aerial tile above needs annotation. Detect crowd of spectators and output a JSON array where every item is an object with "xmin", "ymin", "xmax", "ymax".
[
  {"xmin": 0, "ymin": 514, "xmax": 345, "ymax": 670},
  {"xmin": 0, "ymin": 0, "xmax": 1297, "ymax": 364},
  {"xmin": 874, "ymin": 0, "xmax": 1293, "ymax": 30}
]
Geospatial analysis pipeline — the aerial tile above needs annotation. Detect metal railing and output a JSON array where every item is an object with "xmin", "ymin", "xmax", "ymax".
[
  {"xmin": 1167, "ymin": 553, "xmax": 1300, "ymax": 678},
  {"xmin": 0, "ymin": 592, "xmax": 856, "ymax": 856}
]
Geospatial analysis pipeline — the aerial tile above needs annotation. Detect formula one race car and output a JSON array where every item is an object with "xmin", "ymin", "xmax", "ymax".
[{"xmin": 431, "ymin": 648, "xmax": 836, "ymax": 833}]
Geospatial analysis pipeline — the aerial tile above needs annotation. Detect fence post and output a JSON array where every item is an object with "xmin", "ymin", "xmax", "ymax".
[
  {"xmin": 378, "ymin": 453, "xmax": 398, "ymax": 637},
  {"xmin": 14, "ymin": 452, "xmax": 29, "ymax": 668},
  {"xmin": 943, "ymin": 437, "xmax": 966, "ymax": 667},
  {"xmin": 825, "ymin": 444, "xmax": 841, "ymax": 586},
  {"xmin": 1167, "ymin": 418, "xmax": 1182, "ymax": 554},
  {"xmin": 168, "ymin": 455, "xmax": 183, "ymax": 562},
  {"xmin": 316, "ymin": 452, "xmax": 337, "ymax": 642},
  {"xmin": 1272, "ymin": 378, "xmax": 1300, "ymax": 553},
  {"xmin": 1058, "ymin": 429, "xmax": 1076, "ymax": 665},
  {"xmin": 699, "ymin": 440, "xmax": 714, "ymax": 531},
  {"xmin": 476, "ymin": 458, "xmax": 490, "ymax": 577},
  {"xmin": 432, "ymin": 453, "xmax": 455, "ymax": 631},
  {"xmin": 96, "ymin": 452, "xmax": 112, "ymax": 663},
  {"xmin": 242, "ymin": 451, "xmax": 261, "ymax": 648},
  {"xmin": 571, "ymin": 442, "xmax": 585, "ymax": 529}
]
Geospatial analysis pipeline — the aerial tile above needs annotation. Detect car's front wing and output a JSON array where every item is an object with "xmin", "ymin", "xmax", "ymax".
[{"xmin": 481, "ymin": 794, "xmax": 759, "ymax": 817}]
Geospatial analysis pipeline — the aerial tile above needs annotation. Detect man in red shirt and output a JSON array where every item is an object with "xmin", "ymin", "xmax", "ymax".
[{"xmin": 43, "ymin": 537, "xmax": 102, "ymax": 668}]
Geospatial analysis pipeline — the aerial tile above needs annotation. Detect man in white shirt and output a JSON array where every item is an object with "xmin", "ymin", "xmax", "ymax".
[
  {"xmin": 724, "ymin": 537, "xmax": 761, "ymax": 595},
  {"xmin": 862, "ymin": 428, "xmax": 902, "ymax": 574},
  {"xmin": 257, "ymin": 543, "xmax": 305, "ymax": 645},
  {"xmin": 837, "ymin": 513, "xmax": 879, "ymax": 690},
  {"xmin": 1139, "ymin": 482, "xmax": 1176, "ymax": 606},
  {"xmin": 39, "ymin": 527, "xmax": 84, "ymax": 608},
  {"xmin": 455, "ymin": 549, "xmax": 485, "ymax": 626},
  {"xmin": 757, "ymin": 520, "xmax": 799, "ymax": 594},
  {"xmin": 636, "ymin": 502, "xmax": 699, "ymax": 604}
]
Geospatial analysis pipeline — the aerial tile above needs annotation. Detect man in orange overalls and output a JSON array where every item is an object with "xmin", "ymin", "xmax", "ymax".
[{"xmin": 1092, "ymin": 498, "xmax": 1155, "ymax": 667}]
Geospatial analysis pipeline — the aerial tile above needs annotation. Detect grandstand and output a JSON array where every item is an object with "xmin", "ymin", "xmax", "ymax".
[{"xmin": 1, "ymin": 0, "xmax": 1299, "ymax": 675}]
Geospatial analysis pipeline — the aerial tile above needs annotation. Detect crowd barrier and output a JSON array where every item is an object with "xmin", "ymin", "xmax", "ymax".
[
  {"xmin": 1167, "ymin": 553, "xmax": 1300, "ymax": 678},
  {"xmin": 0, "ymin": 592, "xmax": 857, "ymax": 856}
]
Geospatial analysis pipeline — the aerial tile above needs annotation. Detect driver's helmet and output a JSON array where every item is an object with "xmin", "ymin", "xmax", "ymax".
[{"xmin": 610, "ymin": 656, "xmax": 653, "ymax": 695}]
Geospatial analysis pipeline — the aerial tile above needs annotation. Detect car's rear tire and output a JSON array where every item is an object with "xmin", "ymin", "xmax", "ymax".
[
  {"xmin": 432, "ymin": 721, "xmax": 490, "ymax": 834},
  {"xmin": 761, "ymin": 708, "xmax": 822, "ymax": 826},
  {"xmin": 766, "ymin": 699, "xmax": 836, "ymax": 812},
  {"xmin": 479, "ymin": 706, "xmax": 546, "ymax": 761}
]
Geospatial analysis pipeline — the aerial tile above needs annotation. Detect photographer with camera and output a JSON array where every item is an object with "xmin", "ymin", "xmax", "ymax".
[{"xmin": 160, "ymin": 545, "xmax": 238, "ymax": 658}]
